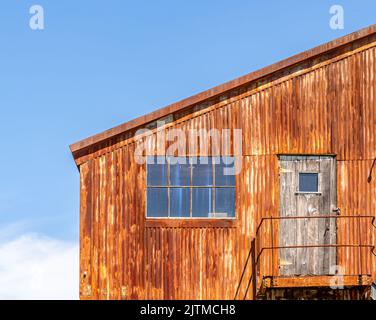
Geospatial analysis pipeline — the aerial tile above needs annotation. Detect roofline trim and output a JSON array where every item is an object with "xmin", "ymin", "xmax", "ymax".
[{"xmin": 70, "ymin": 24, "xmax": 376, "ymax": 158}]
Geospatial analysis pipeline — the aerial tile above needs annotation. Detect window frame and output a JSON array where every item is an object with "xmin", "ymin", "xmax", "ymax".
[{"xmin": 145, "ymin": 156, "xmax": 236, "ymax": 222}]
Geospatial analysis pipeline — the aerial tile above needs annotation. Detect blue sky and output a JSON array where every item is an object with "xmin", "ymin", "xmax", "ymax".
[{"xmin": 0, "ymin": 1, "xmax": 375, "ymax": 298}]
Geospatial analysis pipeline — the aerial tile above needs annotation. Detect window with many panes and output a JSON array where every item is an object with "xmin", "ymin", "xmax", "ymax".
[{"xmin": 146, "ymin": 156, "xmax": 236, "ymax": 218}]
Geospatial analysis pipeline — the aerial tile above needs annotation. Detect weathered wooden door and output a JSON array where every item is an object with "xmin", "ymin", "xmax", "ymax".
[{"xmin": 279, "ymin": 155, "xmax": 337, "ymax": 276}]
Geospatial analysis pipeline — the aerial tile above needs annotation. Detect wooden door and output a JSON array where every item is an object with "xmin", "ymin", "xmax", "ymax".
[{"xmin": 279, "ymin": 155, "xmax": 337, "ymax": 276}]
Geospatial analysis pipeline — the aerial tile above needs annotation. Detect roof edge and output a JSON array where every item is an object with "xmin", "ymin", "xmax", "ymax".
[{"xmin": 70, "ymin": 23, "xmax": 376, "ymax": 160}]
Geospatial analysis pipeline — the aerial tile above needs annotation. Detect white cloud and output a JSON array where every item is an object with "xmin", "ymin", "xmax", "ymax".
[
  {"xmin": 0, "ymin": 233, "xmax": 79, "ymax": 300},
  {"xmin": 0, "ymin": 220, "xmax": 33, "ymax": 241}
]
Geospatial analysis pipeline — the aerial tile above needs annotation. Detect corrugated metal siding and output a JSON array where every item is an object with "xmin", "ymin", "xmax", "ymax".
[
  {"xmin": 79, "ymin": 39, "xmax": 376, "ymax": 299},
  {"xmin": 337, "ymin": 160, "xmax": 376, "ymax": 277}
]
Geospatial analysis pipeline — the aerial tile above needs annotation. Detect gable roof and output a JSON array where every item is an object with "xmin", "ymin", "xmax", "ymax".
[{"xmin": 70, "ymin": 23, "xmax": 376, "ymax": 163}]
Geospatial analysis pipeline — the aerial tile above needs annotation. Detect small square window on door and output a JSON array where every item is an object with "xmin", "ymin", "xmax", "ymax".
[
  {"xmin": 279, "ymin": 155, "xmax": 337, "ymax": 276},
  {"xmin": 298, "ymin": 173, "xmax": 319, "ymax": 193}
]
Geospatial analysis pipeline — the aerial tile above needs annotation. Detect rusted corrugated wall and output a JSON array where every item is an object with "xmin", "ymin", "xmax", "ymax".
[{"xmin": 78, "ymin": 34, "xmax": 376, "ymax": 299}]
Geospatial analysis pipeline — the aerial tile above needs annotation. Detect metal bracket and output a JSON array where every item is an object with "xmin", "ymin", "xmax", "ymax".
[
  {"xmin": 121, "ymin": 286, "xmax": 127, "ymax": 298},
  {"xmin": 82, "ymin": 285, "xmax": 91, "ymax": 297}
]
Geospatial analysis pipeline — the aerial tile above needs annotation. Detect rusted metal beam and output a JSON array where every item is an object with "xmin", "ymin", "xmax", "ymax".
[{"xmin": 262, "ymin": 275, "xmax": 373, "ymax": 289}]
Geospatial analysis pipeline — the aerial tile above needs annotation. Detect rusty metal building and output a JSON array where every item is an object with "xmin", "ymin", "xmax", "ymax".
[{"xmin": 71, "ymin": 25, "xmax": 376, "ymax": 300}]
